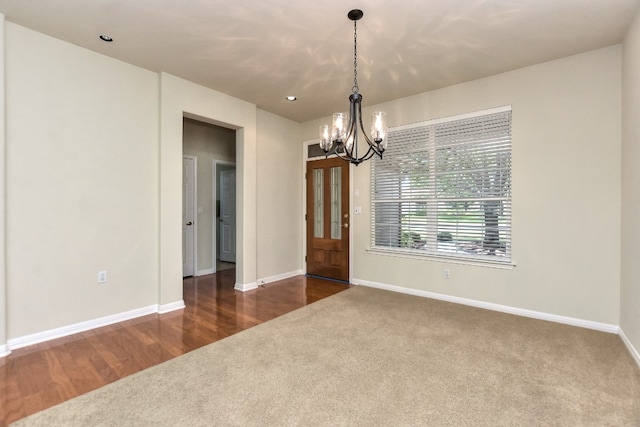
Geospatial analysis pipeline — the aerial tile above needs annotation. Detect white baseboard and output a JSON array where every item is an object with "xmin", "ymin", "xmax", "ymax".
[
  {"xmin": 258, "ymin": 269, "xmax": 304, "ymax": 286},
  {"xmin": 619, "ymin": 328, "xmax": 640, "ymax": 368},
  {"xmin": 353, "ymin": 278, "xmax": 619, "ymax": 334},
  {"xmin": 0, "ymin": 343, "xmax": 10, "ymax": 357},
  {"xmin": 234, "ymin": 269, "xmax": 304, "ymax": 292},
  {"xmin": 196, "ymin": 268, "xmax": 216, "ymax": 276},
  {"xmin": 5, "ymin": 300, "xmax": 185, "ymax": 353},
  {"xmin": 235, "ymin": 281, "xmax": 258, "ymax": 292},
  {"xmin": 158, "ymin": 300, "xmax": 186, "ymax": 314}
]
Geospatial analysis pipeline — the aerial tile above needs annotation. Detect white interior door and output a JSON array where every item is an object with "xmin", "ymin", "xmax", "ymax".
[
  {"xmin": 183, "ymin": 156, "xmax": 196, "ymax": 276},
  {"xmin": 220, "ymin": 169, "xmax": 236, "ymax": 263}
]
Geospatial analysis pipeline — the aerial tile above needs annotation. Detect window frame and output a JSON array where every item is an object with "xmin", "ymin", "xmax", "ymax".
[{"xmin": 369, "ymin": 105, "xmax": 513, "ymax": 268}]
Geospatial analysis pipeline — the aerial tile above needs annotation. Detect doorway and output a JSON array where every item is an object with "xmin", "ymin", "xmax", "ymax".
[
  {"xmin": 306, "ymin": 157, "xmax": 350, "ymax": 282},
  {"xmin": 182, "ymin": 118, "xmax": 236, "ymax": 276}
]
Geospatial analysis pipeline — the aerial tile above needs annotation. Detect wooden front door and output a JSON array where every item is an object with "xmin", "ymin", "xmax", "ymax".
[{"xmin": 306, "ymin": 157, "xmax": 350, "ymax": 282}]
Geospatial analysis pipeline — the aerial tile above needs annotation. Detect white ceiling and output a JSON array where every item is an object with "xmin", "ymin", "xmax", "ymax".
[{"xmin": 0, "ymin": 0, "xmax": 638, "ymax": 123}]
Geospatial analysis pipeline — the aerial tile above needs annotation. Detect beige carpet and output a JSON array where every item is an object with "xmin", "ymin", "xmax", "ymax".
[{"xmin": 13, "ymin": 286, "xmax": 640, "ymax": 426}]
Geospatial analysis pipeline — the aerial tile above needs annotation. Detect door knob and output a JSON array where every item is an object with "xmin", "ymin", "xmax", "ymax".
[
  {"xmin": 342, "ymin": 223, "xmax": 349, "ymax": 228},
  {"xmin": 186, "ymin": 221, "xmax": 193, "ymax": 226}
]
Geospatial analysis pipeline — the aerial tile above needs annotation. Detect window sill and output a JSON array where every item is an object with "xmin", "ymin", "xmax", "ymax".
[{"xmin": 366, "ymin": 247, "xmax": 516, "ymax": 270}]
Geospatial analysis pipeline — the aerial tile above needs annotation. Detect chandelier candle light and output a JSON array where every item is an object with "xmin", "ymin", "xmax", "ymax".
[{"xmin": 319, "ymin": 9, "xmax": 388, "ymax": 166}]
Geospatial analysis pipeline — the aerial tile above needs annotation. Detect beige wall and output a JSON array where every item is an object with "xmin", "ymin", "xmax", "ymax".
[
  {"xmin": 302, "ymin": 46, "xmax": 622, "ymax": 325},
  {"xmin": 621, "ymin": 7, "xmax": 640, "ymax": 356},
  {"xmin": 0, "ymin": 21, "xmax": 302, "ymax": 346},
  {"xmin": 256, "ymin": 109, "xmax": 302, "ymax": 280},
  {"xmin": 0, "ymin": 16, "xmax": 6, "ymax": 353},
  {"xmin": 5, "ymin": 23, "xmax": 161, "ymax": 338},
  {"xmin": 183, "ymin": 119, "xmax": 236, "ymax": 273}
]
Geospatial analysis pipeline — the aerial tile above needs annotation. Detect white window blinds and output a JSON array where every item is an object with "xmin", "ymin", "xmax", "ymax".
[{"xmin": 371, "ymin": 106, "xmax": 512, "ymax": 263}]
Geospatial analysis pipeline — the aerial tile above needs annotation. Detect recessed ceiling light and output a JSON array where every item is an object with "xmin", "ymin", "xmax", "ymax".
[
  {"xmin": 286, "ymin": 96, "xmax": 297, "ymax": 102},
  {"xmin": 99, "ymin": 34, "xmax": 114, "ymax": 42}
]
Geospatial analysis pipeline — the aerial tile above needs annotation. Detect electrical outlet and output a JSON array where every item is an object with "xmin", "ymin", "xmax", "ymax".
[
  {"xmin": 98, "ymin": 271, "xmax": 107, "ymax": 284},
  {"xmin": 444, "ymin": 269, "xmax": 451, "ymax": 279}
]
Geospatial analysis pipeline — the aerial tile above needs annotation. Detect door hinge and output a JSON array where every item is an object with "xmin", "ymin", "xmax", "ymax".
[
  {"xmin": 305, "ymin": 214, "xmax": 307, "ymax": 221},
  {"xmin": 305, "ymin": 255, "xmax": 307, "ymax": 262}
]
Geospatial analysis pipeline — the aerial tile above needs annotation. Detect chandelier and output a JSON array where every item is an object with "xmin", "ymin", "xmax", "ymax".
[{"xmin": 319, "ymin": 9, "xmax": 387, "ymax": 166}]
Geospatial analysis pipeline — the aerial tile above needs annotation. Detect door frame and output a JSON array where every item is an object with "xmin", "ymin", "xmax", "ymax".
[
  {"xmin": 183, "ymin": 155, "xmax": 198, "ymax": 277},
  {"xmin": 213, "ymin": 159, "xmax": 236, "ymax": 272},
  {"xmin": 302, "ymin": 140, "xmax": 354, "ymax": 282}
]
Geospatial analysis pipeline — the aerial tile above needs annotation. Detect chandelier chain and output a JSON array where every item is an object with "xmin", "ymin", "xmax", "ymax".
[{"xmin": 352, "ymin": 20, "xmax": 358, "ymax": 94}]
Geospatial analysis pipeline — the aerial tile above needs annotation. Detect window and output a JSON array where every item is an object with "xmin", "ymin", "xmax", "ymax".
[{"xmin": 371, "ymin": 106, "xmax": 512, "ymax": 264}]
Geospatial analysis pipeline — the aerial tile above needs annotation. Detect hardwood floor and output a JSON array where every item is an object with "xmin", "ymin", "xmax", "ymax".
[{"xmin": 0, "ymin": 271, "xmax": 349, "ymax": 426}]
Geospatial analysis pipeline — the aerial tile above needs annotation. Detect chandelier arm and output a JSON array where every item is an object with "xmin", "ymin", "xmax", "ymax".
[
  {"xmin": 353, "ymin": 145, "xmax": 373, "ymax": 163},
  {"xmin": 347, "ymin": 119, "xmax": 357, "ymax": 159},
  {"xmin": 355, "ymin": 95, "xmax": 384, "ymax": 158},
  {"xmin": 355, "ymin": 96, "xmax": 377, "ymax": 150},
  {"xmin": 350, "ymin": 145, "xmax": 378, "ymax": 165},
  {"xmin": 358, "ymin": 125, "xmax": 383, "ymax": 157},
  {"xmin": 324, "ymin": 144, "xmax": 339, "ymax": 157},
  {"xmin": 327, "ymin": 143, "xmax": 377, "ymax": 166},
  {"xmin": 341, "ymin": 95, "xmax": 358, "ymax": 148},
  {"xmin": 334, "ymin": 148, "xmax": 356, "ymax": 164},
  {"xmin": 360, "ymin": 146, "xmax": 380, "ymax": 162}
]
